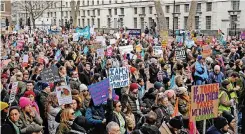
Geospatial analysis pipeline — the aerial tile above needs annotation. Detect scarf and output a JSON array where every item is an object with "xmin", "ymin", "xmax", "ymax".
[
  {"xmin": 113, "ymin": 111, "xmax": 126, "ymax": 134},
  {"xmin": 9, "ymin": 119, "xmax": 20, "ymax": 134},
  {"xmin": 172, "ymin": 97, "xmax": 179, "ymax": 117}
]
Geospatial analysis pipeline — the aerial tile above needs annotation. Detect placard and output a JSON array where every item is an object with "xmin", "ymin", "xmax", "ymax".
[
  {"xmin": 126, "ymin": 29, "xmax": 141, "ymax": 37},
  {"xmin": 135, "ymin": 45, "xmax": 142, "ymax": 52},
  {"xmin": 190, "ymin": 83, "xmax": 219, "ymax": 121},
  {"xmin": 109, "ymin": 67, "xmax": 130, "ymax": 88},
  {"xmin": 153, "ymin": 46, "xmax": 163, "ymax": 56},
  {"xmin": 202, "ymin": 45, "xmax": 212, "ymax": 58},
  {"xmin": 119, "ymin": 45, "xmax": 133, "ymax": 54},
  {"xmin": 28, "ymin": 37, "xmax": 34, "ymax": 43},
  {"xmin": 96, "ymin": 48, "xmax": 104, "ymax": 58},
  {"xmin": 96, "ymin": 36, "xmax": 106, "ymax": 45},
  {"xmin": 106, "ymin": 47, "xmax": 113, "ymax": 56},
  {"xmin": 40, "ymin": 66, "xmax": 61, "ymax": 83},
  {"xmin": 88, "ymin": 78, "xmax": 116, "ymax": 106},
  {"xmin": 8, "ymin": 82, "xmax": 18, "ymax": 104},
  {"xmin": 175, "ymin": 46, "xmax": 187, "ymax": 62},
  {"xmin": 110, "ymin": 39, "xmax": 116, "ymax": 45},
  {"xmin": 73, "ymin": 33, "xmax": 79, "ymax": 41},
  {"xmin": 75, "ymin": 26, "xmax": 90, "ymax": 39},
  {"xmin": 56, "ymin": 85, "xmax": 72, "ymax": 105},
  {"xmin": 241, "ymin": 31, "xmax": 245, "ymax": 40}
]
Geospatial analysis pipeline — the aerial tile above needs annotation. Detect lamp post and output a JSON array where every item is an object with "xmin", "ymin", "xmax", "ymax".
[{"xmin": 172, "ymin": 0, "xmax": 175, "ymax": 37}]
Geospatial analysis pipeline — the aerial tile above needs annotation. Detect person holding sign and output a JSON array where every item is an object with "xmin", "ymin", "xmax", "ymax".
[{"xmin": 194, "ymin": 55, "xmax": 208, "ymax": 85}]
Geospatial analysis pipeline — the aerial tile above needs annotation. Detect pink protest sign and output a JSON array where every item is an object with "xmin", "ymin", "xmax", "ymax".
[{"xmin": 106, "ymin": 47, "xmax": 113, "ymax": 56}]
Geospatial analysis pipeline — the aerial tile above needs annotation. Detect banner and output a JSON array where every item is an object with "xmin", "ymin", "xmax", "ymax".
[
  {"xmin": 56, "ymin": 85, "xmax": 72, "ymax": 105},
  {"xmin": 75, "ymin": 26, "xmax": 90, "ymax": 39},
  {"xmin": 109, "ymin": 67, "xmax": 130, "ymax": 88},
  {"xmin": 88, "ymin": 78, "xmax": 116, "ymax": 106},
  {"xmin": 190, "ymin": 83, "xmax": 219, "ymax": 121},
  {"xmin": 126, "ymin": 29, "xmax": 141, "ymax": 37},
  {"xmin": 175, "ymin": 46, "xmax": 187, "ymax": 62},
  {"xmin": 153, "ymin": 46, "xmax": 163, "ymax": 56},
  {"xmin": 202, "ymin": 45, "xmax": 212, "ymax": 58},
  {"xmin": 8, "ymin": 82, "xmax": 18, "ymax": 104},
  {"xmin": 40, "ymin": 66, "xmax": 61, "ymax": 83},
  {"xmin": 119, "ymin": 45, "xmax": 133, "ymax": 54},
  {"xmin": 48, "ymin": 29, "xmax": 61, "ymax": 34}
]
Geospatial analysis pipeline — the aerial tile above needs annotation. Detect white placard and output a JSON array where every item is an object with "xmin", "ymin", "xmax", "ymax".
[
  {"xmin": 56, "ymin": 85, "xmax": 72, "ymax": 105},
  {"xmin": 119, "ymin": 45, "xmax": 133, "ymax": 54}
]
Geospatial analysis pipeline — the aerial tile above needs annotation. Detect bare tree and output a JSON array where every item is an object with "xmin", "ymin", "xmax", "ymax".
[
  {"xmin": 70, "ymin": 0, "xmax": 80, "ymax": 28},
  {"xmin": 186, "ymin": 0, "xmax": 197, "ymax": 31},
  {"xmin": 17, "ymin": 1, "xmax": 56, "ymax": 28}
]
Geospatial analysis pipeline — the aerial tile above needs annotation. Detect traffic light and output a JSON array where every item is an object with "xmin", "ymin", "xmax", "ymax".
[{"xmin": 5, "ymin": 17, "xmax": 9, "ymax": 27}]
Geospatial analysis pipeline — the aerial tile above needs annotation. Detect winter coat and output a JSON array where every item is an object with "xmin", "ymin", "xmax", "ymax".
[
  {"xmin": 121, "ymin": 93, "xmax": 141, "ymax": 115},
  {"xmin": 70, "ymin": 78, "xmax": 82, "ymax": 90},
  {"xmin": 207, "ymin": 72, "xmax": 225, "ymax": 84},
  {"xmin": 79, "ymin": 71, "xmax": 91, "ymax": 86},
  {"xmin": 37, "ymin": 90, "xmax": 49, "ymax": 119},
  {"xmin": 206, "ymin": 125, "xmax": 225, "ymax": 134},
  {"xmin": 194, "ymin": 61, "xmax": 208, "ymax": 80},
  {"xmin": 47, "ymin": 106, "xmax": 61, "ymax": 134},
  {"xmin": 159, "ymin": 122, "xmax": 175, "ymax": 134},
  {"xmin": 152, "ymin": 104, "xmax": 171, "ymax": 128},
  {"xmin": 139, "ymin": 123, "xmax": 161, "ymax": 134},
  {"xmin": 2, "ymin": 118, "xmax": 21, "ymax": 134},
  {"xmin": 56, "ymin": 122, "xmax": 71, "ymax": 134},
  {"xmin": 149, "ymin": 65, "xmax": 159, "ymax": 83}
]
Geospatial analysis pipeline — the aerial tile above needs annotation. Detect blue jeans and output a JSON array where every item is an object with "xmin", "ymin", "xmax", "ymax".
[{"xmin": 195, "ymin": 80, "xmax": 205, "ymax": 85}]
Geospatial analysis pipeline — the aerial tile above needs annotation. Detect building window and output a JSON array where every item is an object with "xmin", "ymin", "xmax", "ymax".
[
  {"xmin": 232, "ymin": 1, "xmax": 239, "ymax": 10},
  {"xmin": 87, "ymin": 19, "xmax": 90, "ymax": 26},
  {"xmin": 149, "ymin": 6, "xmax": 153, "ymax": 14},
  {"xmin": 197, "ymin": 3, "xmax": 201, "ymax": 12},
  {"xmin": 184, "ymin": 4, "xmax": 189, "ymax": 12},
  {"xmin": 97, "ymin": 18, "xmax": 100, "ymax": 28},
  {"xmin": 82, "ymin": 19, "xmax": 85, "ymax": 27},
  {"xmin": 109, "ymin": 0, "xmax": 111, "ymax": 4},
  {"xmin": 97, "ymin": 9, "xmax": 100, "ymax": 16},
  {"xmin": 195, "ymin": 16, "xmax": 199, "ymax": 29},
  {"xmin": 114, "ymin": 8, "xmax": 117, "ymax": 15},
  {"xmin": 206, "ymin": 2, "xmax": 212, "ymax": 11},
  {"xmin": 92, "ymin": 18, "xmax": 94, "ymax": 25},
  {"xmin": 114, "ymin": 18, "xmax": 118, "ymax": 28},
  {"xmin": 107, "ymin": 18, "xmax": 111, "ymax": 28},
  {"xmin": 102, "ymin": 0, "xmax": 104, "ymax": 4},
  {"xmin": 134, "ymin": 8, "xmax": 137, "ymax": 14},
  {"xmin": 142, "ymin": 7, "xmax": 145, "ymax": 14},
  {"xmin": 97, "ymin": 0, "xmax": 99, "ymax": 5},
  {"xmin": 82, "ymin": 0, "xmax": 85, "ymax": 5},
  {"xmin": 140, "ymin": 17, "xmax": 144, "ymax": 30},
  {"xmin": 88, "ymin": 10, "xmax": 90, "ymax": 16},
  {"xmin": 51, "ymin": 12, "xmax": 53, "ymax": 17},
  {"xmin": 184, "ymin": 16, "xmax": 188, "ymax": 29},
  {"xmin": 115, "ymin": 0, "xmax": 117, "ymax": 3},
  {"xmin": 78, "ymin": 19, "xmax": 81, "ymax": 26},
  {"xmin": 134, "ymin": 18, "xmax": 137, "ymax": 28},
  {"xmin": 149, "ymin": 17, "xmax": 153, "ymax": 27},
  {"xmin": 83, "ymin": 10, "xmax": 85, "ymax": 16},
  {"xmin": 66, "ymin": 2, "xmax": 68, "ymax": 7},
  {"xmin": 166, "ymin": 5, "xmax": 170, "ymax": 13},
  {"xmin": 108, "ymin": 9, "xmax": 112, "ymax": 16},
  {"xmin": 206, "ymin": 16, "xmax": 211, "ymax": 30},
  {"xmin": 48, "ymin": 12, "xmax": 50, "ymax": 17},
  {"xmin": 54, "ymin": 12, "xmax": 56, "ymax": 17},
  {"xmin": 87, "ymin": 0, "xmax": 89, "ymax": 5},
  {"xmin": 92, "ymin": 0, "xmax": 94, "ymax": 5},
  {"xmin": 175, "ymin": 5, "xmax": 180, "ymax": 13},
  {"xmin": 79, "ymin": 11, "xmax": 80, "ymax": 16},
  {"xmin": 231, "ymin": 15, "xmax": 237, "ymax": 21},
  {"xmin": 166, "ymin": 17, "xmax": 169, "ymax": 29},
  {"xmin": 93, "ymin": 10, "xmax": 95, "ymax": 16},
  {"xmin": 119, "ymin": 18, "xmax": 123, "ymax": 27},
  {"xmin": 174, "ymin": 17, "xmax": 178, "ymax": 29},
  {"xmin": 120, "ymin": 8, "xmax": 124, "ymax": 15}
]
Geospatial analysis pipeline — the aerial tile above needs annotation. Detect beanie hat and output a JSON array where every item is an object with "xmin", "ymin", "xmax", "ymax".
[
  {"xmin": 42, "ymin": 83, "xmax": 49, "ymax": 90},
  {"xmin": 23, "ymin": 90, "xmax": 36, "ymax": 98},
  {"xmin": 19, "ymin": 97, "xmax": 32, "ymax": 108},
  {"xmin": 154, "ymin": 82, "xmax": 163, "ymax": 90},
  {"xmin": 1, "ymin": 73, "xmax": 8, "ymax": 79},
  {"xmin": 0, "ymin": 101, "xmax": 9, "ymax": 111},
  {"xmin": 197, "ymin": 55, "xmax": 203, "ymax": 61},
  {"xmin": 213, "ymin": 116, "xmax": 228, "ymax": 129},
  {"xmin": 222, "ymin": 111, "xmax": 234, "ymax": 124},
  {"xmin": 164, "ymin": 90, "xmax": 176, "ymax": 99},
  {"xmin": 130, "ymin": 83, "xmax": 139, "ymax": 91},
  {"xmin": 79, "ymin": 84, "xmax": 88, "ymax": 92},
  {"xmin": 130, "ymin": 67, "xmax": 137, "ymax": 74},
  {"xmin": 169, "ymin": 116, "xmax": 183, "ymax": 129},
  {"xmin": 162, "ymin": 77, "xmax": 170, "ymax": 84},
  {"xmin": 176, "ymin": 87, "xmax": 187, "ymax": 95}
]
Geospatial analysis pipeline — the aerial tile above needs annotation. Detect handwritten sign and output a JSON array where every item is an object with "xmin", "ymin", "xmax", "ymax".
[
  {"xmin": 88, "ymin": 78, "xmax": 116, "ymax": 106},
  {"xmin": 40, "ymin": 66, "xmax": 61, "ymax": 83},
  {"xmin": 110, "ymin": 39, "xmax": 116, "ymax": 45},
  {"xmin": 153, "ymin": 46, "xmax": 163, "ymax": 56},
  {"xmin": 8, "ymin": 82, "xmax": 18, "ymax": 104},
  {"xmin": 106, "ymin": 47, "xmax": 113, "ymax": 56},
  {"xmin": 190, "ymin": 83, "xmax": 219, "ymax": 121},
  {"xmin": 175, "ymin": 46, "xmax": 187, "ymax": 62},
  {"xmin": 119, "ymin": 45, "xmax": 133, "ymax": 54},
  {"xmin": 56, "ymin": 85, "xmax": 72, "ymax": 105},
  {"xmin": 109, "ymin": 67, "xmax": 129, "ymax": 88}
]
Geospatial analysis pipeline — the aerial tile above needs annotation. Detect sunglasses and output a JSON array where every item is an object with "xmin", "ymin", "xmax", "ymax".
[{"xmin": 82, "ymin": 90, "xmax": 88, "ymax": 92}]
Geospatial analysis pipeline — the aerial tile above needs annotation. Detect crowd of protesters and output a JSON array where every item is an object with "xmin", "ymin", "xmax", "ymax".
[{"xmin": 0, "ymin": 26, "xmax": 245, "ymax": 134}]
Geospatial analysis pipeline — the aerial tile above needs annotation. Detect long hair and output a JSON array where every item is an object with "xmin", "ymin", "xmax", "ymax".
[
  {"xmin": 60, "ymin": 108, "xmax": 72, "ymax": 123},
  {"xmin": 44, "ymin": 92, "xmax": 59, "ymax": 118}
]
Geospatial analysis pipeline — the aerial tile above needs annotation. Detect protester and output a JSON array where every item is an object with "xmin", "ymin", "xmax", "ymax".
[
  {"xmin": 159, "ymin": 115, "xmax": 184, "ymax": 134},
  {"xmin": 206, "ymin": 116, "xmax": 229, "ymax": 134}
]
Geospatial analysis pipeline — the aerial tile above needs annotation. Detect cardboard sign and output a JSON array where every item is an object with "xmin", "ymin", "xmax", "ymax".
[
  {"xmin": 88, "ymin": 78, "xmax": 116, "ymax": 106},
  {"xmin": 202, "ymin": 45, "xmax": 212, "ymax": 58},
  {"xmin": 110, "ymin": 39, "xmax": 116, "ymax": 45},
  {"xmin": 109, "ymin": 67, "xmax": 130, "ymax": 88},
  {"xmin": 175, "ymin": 46, "xmax": 187, "ymax": 62},
  {"xmin": 56, "ymin": 85, "xmax": 72, "ymax": 105},
  {"xmin": 8, "ymin": 82, "xmax": 18, "ymax": 104},
  {"xmin": 96, "ymin": 48, "xmax": 104, "ymax": 58},
  {"xmin": 40, "ymin": 66, "xmax": 61, "ymax": 83},
  {"xmin": 190, "ymin": 83, "xmax": 219, "ymax": 121},
  {"xmin": 153, "ymin": 46, "xmax": 163, "ymax": 56},
  {"xmin": 119, "ymin": 45, "xmax": 133, "ymax": 54},
  {"xmin": 135, "ymin": 45, "xmax": 142, "ymax": 52}
]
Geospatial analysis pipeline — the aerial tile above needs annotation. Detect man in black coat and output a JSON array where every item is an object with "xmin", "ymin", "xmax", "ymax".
[{"xmin": 79, "ymin": 62, "xmax": 91, "ymax": 86}]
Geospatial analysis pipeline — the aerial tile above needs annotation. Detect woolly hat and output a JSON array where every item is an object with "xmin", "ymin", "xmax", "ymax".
[
  {"xmin": 1, "ymin": 73, "xmax": 8, "ymax": 79},
  {"xmin": 79, "ymin": 84, "xmax": 88, "ymax": 92},
  {"xmin": 222, "ymin": 111, "xmax": 234, "ymax": 124},
  {"xmin": 130, "ymin": 83, "xmax": 139, "ymax": 91},
  {"xmin": 169, "ymin": 116, "xmax": 183, "ymax": 129},
  {"xmin": 214, "ymin": 116, "xmax": 228, "ymax": 129},
  {"xmin": 176, "ymin": 87, "xmax": 188, "ymax": 95},
  {"xmin": 23, "ymin": 90, "xmax": 36, "ymax": 98},
  {"xmin": 19, "ymin": 97, "xmax": 32, "ymax": 108},
  {"xmin": 130, "ymin": 67, "xmax": 137, "ymax": 74},
  {"xmin": 0, "ymin": 101, "xmax": 9, "ymax": 111},
  {"xmin": 197, "ymin": 55, "xmax": 203, "ymax": 61},
  {"xmin": 42, "ymin": 83, "xmax": 49, "ymax": 90},
  {"xmin": 154, "ymin": 82, "xmax": 163, "ymax": 90},
  {"xmin": 162, "ymin": 77, "xmax": 170, "ymax": 84},
  {"xmin": 164, "ymin": 90, "xmax": 176, "ymax": 99}
]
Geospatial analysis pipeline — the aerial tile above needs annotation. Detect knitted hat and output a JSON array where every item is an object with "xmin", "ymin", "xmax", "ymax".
[
  {"xmin": 0, "ymin": 101, "xmax": 9, "ymax": 111},
  {"xmin": 169, "ymin": 116, "xmax": 183, "ymax": 129},
  {"xmin": 213, "ymin": 116, "xmax": 228, "ymax": 129},
  {"xmin": 197, "ymin": 55, "xmax": 203, "ymax": 61},
  {"xmin": 222, "ymin": 111, "xmax": 234, "ymax": 124},
  {"xmin": 23, "ymin": 90, "xmax": 36, "ymax": 98},
  {"xmin": 154, "ymin": 82, "xmax": 163, "ymax": 90},
  {"xmin": 79, "ymin": 84, "xmax": 88, "ymax": 92},
  {"xmin": 176, "ymin": 87, "xmax": 188, "ymax": 95},
  {"xmin": 19, "ymin": 97, "xmax": 32, "ymax": 108},
  {"xmin": 130, "ymin": 83, "xmax": 139, "ymax": 91},
  {"xmin": 1, "ymin": 73, "xmax": 8, "ymax": 79},
  {"xmin": 42, "ymin": 83, "xmax": 49, "ymax": 90},
  {"xmin": 130, "ymin": 67, "xmax": 137, "ymax": 74},
  {"xmin": 164, "ymin": 90, "xmax": 176, "ymax": 99},
  {"xmin": 162, "ymin": 77, "xmax": 170, "ymax": 84}
]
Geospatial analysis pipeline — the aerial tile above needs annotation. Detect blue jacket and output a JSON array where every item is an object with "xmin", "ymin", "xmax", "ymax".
[
  {"xmin": 208, "ymin": 72, "xmax": 225, "ymax": 84},
  {"xmin": 206, "ymin": 125, "xmax": 224, "ymax": 134},
  {"xmin": 194, "ymin": 61, "xmax": 208, "ymax": 80},
  {"xmin": 138, "ymin": 84, "xmax": 145, "ymax": 100},
  {"xmin": 85, "ymin": 106, "xmax": 105, "ymax": 125}
]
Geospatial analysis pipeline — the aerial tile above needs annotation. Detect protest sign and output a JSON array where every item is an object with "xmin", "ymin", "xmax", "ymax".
[
  {"xmin": 176, "ymin": 36, "xmax": 183, "ymax": 43},
  {"xmin": 96, "ymin": 48, "xmax": 104, "ymax": 58},
  {"xmin": 110, "ymin": 39, "xmax": 116, "ymax": 45},
  {"xmin": 241, "ymin": 31, "xmax": 245, "ymax": 40},
  {"xmin": 109, "ymin": 67, "xmax": 130, "ymax": 88},
  {"xmin": 73, "ymin": 33, "xmax": 79, "ymax": 41},
  {"xmin": 135, "ymin": 45, "xmax": 142, "ymax": 52},
  {"xmin": 43, "ymin": 38, "xmax": 47, "ymax": 43},
  {"xmin": 28, "ymin": 37, "xmax": 34, "ymax": 43},
  {"xmin": 175, "ymin": 46, "xmax": 187, "ymax": 62},
  {"xmin": 185, "ymin": 39, "xmax": 195, "ymax": 49},
  {"xmin": 8, "ymin": 82, "xmax": 18, "ymax": 104},
  {"xmin": 190, "ymin": 83, "xmax": 219, "ymax": 121},
  {"xmin": 40, "ymin": 66, "xmax": 61, "ymax": 83},
  {"xmin": 55, "ymin": 49, "xmax": 62, "ymax": 61},
  {"xmin": 202, "ymin": 45, "xmax": 212, "ymax": 58},
  {"xmin": 106, "ymin": 47, "xmax": 113, "ymax": 56},
  {"xmin": 196, "ymin": 36, "xmax": 204, "ymax": 45},
  {"xmin": 56, "ymin": 85, "xmax": 72, "ymax": 105},
  {"xmin": 126, "ymin": 29, "xmax": 141, "ymax": 37},
  {"xmin": 75, "ymin": 26, "xmax": 90, "ymax": 39},
  {"xmin": 153, "ymin": 46, "xmax": 163, "ymax": 56},
  {"xmin": 88, "ymin": 78, "xmax": 116, "ymax": 106},
  {"xmin": 96, "ymin": 36, "xmax": 106, "ymax": 45},
  {"xmin": 22, "ymin": 55, "xmax": 29, "ymax": 67},
  {"xmin": 119, "ymin": 45, "xmax": 133, "ymax": 54}
]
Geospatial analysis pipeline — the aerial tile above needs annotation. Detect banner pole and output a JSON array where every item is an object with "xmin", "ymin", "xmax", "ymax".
[{"xmin": 202, "ymin": 119, "xmax": 206, "ymax": 134}]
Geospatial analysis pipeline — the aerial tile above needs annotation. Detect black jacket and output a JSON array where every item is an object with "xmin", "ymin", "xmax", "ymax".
[
  {"xmin": 79, "ymin": 71, "xmax": 91, "ymax": 86},
  {"xmin": 2, "ymin": 118, "xmax": 20, "ymax": 134}
]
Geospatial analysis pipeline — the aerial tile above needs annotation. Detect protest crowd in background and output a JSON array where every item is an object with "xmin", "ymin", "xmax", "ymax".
[{"xmin": 0, "ymin": 25, "xmax": 245, "ymax": 134}]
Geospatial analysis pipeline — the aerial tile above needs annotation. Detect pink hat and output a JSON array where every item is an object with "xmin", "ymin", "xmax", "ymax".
[
  {"xmin": 19, "ymin": 97, "xmax": 32, "ymax": 108},
  {"xmin": 114, "ymin": 95, "xmax": 119, "ymax": 101},
  {"xmin": 164, "ymin": 90, "xmax": 176, "ymax": 99}
]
